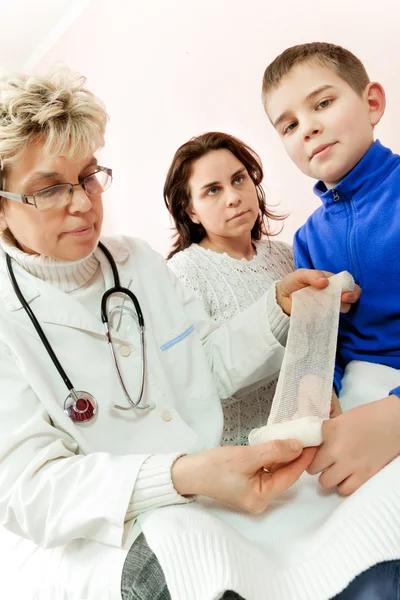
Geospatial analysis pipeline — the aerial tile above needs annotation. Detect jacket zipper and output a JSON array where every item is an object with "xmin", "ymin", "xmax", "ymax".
[{"xmin": 332, "ymin": 188, "xmax": 359, "ymax": 282}]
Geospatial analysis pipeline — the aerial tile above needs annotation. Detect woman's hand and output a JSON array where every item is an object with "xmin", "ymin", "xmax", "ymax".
[
  {"xmin": 276, "ymin": 269, "xmax": 361, "ymax": 316},
  {"xmin": 171, "ymin": 440, "xmax": 316, "ymax": 513},
  {"xmin": 308, "ymin": 394, "xmax": 400, "ymax": 495}
]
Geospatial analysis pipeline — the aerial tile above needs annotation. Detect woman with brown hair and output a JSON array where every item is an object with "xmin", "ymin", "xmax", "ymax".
[{"xmin": 165, "ymin": 132, "xmax": 305, "ymax": 445}]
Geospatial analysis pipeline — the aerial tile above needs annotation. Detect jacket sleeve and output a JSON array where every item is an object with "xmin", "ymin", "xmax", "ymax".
[
  {"xmin": 0, "ymin": 341, "xmax": 188, "ymax": 549},
  {"xmin": 293, "ymin": 225, "xmax": 315, "ymax": 270},
  {"xmin": 165, "ymin": 266, "xmax": 289, "ymax": 399}
]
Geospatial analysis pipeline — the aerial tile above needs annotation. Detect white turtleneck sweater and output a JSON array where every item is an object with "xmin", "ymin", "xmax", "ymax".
[{"xmin": 0, "ymin": 236, "xmax": 191, "ymax": 523}]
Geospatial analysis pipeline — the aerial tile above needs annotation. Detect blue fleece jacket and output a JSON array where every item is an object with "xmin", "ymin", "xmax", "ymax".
[{"xmin": 293, "ymin": 140, "xmax": 400, "ymax": 398}]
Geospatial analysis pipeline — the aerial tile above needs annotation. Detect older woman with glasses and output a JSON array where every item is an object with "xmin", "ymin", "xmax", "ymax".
[{"xmin": 0, "ymin": 68, "xmax": 374, "ymax": 600}]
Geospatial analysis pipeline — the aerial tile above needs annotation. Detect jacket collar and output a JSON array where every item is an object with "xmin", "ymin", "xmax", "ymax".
[
  {"xmin": 0, "ymin": 236, "xmax": 133, "ymax": 340},
  {"xmin": 313, "ymin": 140, "xmax": 397, "ymax": 206}
]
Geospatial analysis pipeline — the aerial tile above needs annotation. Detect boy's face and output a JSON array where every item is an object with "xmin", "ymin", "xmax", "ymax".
[{"xmin": 265, "ymin": 62, "xmax": 376, "ymax": 188}]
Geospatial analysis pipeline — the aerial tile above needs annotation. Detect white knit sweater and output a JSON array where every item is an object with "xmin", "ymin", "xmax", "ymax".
[{"xmin": 168, "ymin": 240, "xmax": 294, "ymax": 445}]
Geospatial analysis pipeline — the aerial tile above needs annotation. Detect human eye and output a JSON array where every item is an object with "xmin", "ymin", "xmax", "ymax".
[
  {"xmin": 206, "ymin": 186, "xmax": 219, "ymax": 196},
  {"xmin": 316, "ymin": 98, "xmax": 333, "ymax": 110},
  {"xmin": 83, "ymin": 171, "xmax": 102, "ymax": 193},
  {"xmin": 282, "ymin": 121, "xmax": 297, "ymax": 135},
  {"xmin": 36, "ymin": 184, "xmax": 66, "ymax": 200},
  {"xmin": 34, "ymin": 184, "xmax": 69, "ymax": 210},
  {"xmin": 233, "ymin": 174, "xmax": 245, "ymax": 185}
]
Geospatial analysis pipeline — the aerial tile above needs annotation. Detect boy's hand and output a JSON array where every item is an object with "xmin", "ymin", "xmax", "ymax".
[{"xmin": 308, "ymin": 395, "xmax": 400, "ymax": 495}]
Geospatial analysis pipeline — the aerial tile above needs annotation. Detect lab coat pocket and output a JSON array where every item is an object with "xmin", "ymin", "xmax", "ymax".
[{"xmin": 155, "ymin": 323, "xmax": 223, "ymax": 449}]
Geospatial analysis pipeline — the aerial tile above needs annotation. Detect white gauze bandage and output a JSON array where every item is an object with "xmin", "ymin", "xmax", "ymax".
[{"xmin": 249, "ymin": 271, "xmax": 355, "ymax": 448}]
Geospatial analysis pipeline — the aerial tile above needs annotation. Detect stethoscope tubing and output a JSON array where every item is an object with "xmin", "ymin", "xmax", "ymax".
[
  {"xmin": 6, "ymin": 252, "xmax": 75, "ymax": 392},
  {"xmin": 6, "ymin": 241, "xmax": 149, "ymax": 418}
]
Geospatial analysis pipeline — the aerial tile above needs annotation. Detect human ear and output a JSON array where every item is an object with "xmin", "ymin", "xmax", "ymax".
[
  {"xmin": 186, "ymin": 205, "xmax": 200, "ymax": 224},
  {"xmin": 364, "ymin": 82, "xmax": 386, "ymax": 127}
]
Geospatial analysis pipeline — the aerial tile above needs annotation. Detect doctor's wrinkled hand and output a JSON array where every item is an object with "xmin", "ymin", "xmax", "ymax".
[
  {"xmin": 171, "ymin": 440, "xmax": 317, "ymax": 513},
  {"xmin": 276, "ymin": 268, "xmax": 362, "ymax": 316}
]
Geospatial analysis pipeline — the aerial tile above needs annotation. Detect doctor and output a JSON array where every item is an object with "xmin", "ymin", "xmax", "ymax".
[{"xmin": 0, "ymin": 68, "xmax": 357, "ymax": 600}]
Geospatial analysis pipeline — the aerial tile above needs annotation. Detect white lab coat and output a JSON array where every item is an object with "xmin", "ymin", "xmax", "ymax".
[{"xmin": 0, "ymin": 236, "xmax": 286, "ymax": 599}]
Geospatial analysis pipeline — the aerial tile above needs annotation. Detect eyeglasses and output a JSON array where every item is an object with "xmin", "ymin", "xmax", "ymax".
[{"xmin": 0, "ymin": 166, "xmax": 112, "ymax": 212}]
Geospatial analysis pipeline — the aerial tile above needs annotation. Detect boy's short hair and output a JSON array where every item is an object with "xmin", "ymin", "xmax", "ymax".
[{"xmin": 262, "ymin": 42, "xmax": 370, "ymax": 107}]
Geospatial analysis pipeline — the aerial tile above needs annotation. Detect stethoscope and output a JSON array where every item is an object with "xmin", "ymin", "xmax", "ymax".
[{"xmin": 6, "ymin": 241, "xmax": 149, "ymax": 423}]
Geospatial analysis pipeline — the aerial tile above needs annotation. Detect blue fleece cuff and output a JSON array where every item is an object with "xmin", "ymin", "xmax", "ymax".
[{"xmin": 389, "ymin": 385, "xmax": 400, "ymax": 398}]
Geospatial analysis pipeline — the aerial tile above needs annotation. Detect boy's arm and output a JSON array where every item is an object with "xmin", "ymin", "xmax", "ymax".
[
  {"xmin": 294, "ymin": 226, "xmax": 347, "ymax": 400},
  {"xmin": 308, "ymin": 394, "xmax": 400, "ymax": 495},
  {"xmin": 293, "ymin": 226, "xmax": 314, "ymax": 270}
]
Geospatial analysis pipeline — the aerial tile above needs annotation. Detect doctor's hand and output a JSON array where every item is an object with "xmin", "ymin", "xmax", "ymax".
[
  {"xmin": 172, "ymin": 440, "xmax": 317, "ymax": 513},
  {"xmin": 307, "ymin": 394, "xmax": 400, "ymax": 496},
  {"xmin": 276, "ymin": 269, "xmax": 362, "ymax": 316}
]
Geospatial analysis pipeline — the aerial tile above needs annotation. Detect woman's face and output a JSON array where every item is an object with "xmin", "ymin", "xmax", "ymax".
[
  {"xmin": 187, "ymin": 149, "xmax": 259, "ymax": 241},
  {"xmin": 0, "ymin": 139, "xmax": 104, "ymax": 261}
]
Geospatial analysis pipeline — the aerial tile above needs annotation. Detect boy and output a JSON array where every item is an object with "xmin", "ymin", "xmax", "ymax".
[{"xmin": 262, "ymin": 42, "xmax": 400, "ymax": 495}]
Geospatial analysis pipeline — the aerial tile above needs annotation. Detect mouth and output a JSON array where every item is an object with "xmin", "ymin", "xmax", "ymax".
[
  {"xmin": 310, "ymin": 142, "xmax": 336, "ymax": 160},
  {"xmin": 229, "ymin": 210, "xmax": 249, "ymax": 221},
  {"xmin": 65, "ymin": 224, "xmax": 95, "ymax": 236}
]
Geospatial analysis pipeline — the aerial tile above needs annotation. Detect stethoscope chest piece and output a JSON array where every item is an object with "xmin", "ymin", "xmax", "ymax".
[{"xmin": 64, "ymin": 391, "xmax": 98, "ymax": 423}]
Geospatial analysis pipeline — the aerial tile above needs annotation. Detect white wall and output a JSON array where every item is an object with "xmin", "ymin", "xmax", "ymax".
[
  {"xmin": 0, "ymin": 0, "xmax": 90, "ymax": 72},
  {"xmin": 34, "ymin": 0, "xmax": 400, "ymax": 256}
]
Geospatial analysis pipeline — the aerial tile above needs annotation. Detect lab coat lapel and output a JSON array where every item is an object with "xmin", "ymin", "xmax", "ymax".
[{"xmin": 2, "ymin": 236, "xmax": 134, "ymax": 342}]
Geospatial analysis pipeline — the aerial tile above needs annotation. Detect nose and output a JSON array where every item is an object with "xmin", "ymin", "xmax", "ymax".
[
  {"xmin": 302, "ymin": 118, "xmax": 322, "ymax": 141},
  {"xmin": 226, "ymin": 186, "xmax": 241, "ymax": 207},
  {"xmin": 68, "ymin": 185, "xmax": 92, "ymax": 214}
]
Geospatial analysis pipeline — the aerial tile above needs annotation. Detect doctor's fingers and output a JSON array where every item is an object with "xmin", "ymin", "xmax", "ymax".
[
  {"xmin": 254, "ymin": 447, "xmax": 318, "ymax": 509},
  {"xmin": 249, "ymin": 439, "xmax": 304, "ymax": 473},
  {"xmin": 306, "ymin": 439, "xmax": 336, "ymax": 475},
  {"xmin": 266, "ymin": 445, "xmax": 318, "ymax": 476}
]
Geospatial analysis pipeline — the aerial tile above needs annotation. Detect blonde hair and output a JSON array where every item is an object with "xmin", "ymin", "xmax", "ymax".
[
  {"xmin": 262, "ymin": 42, "xmax": 370, "ymax": 109},
  {"xmin": 0, "ymin": 66, "xmax": 108, "ymax": 192}
]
